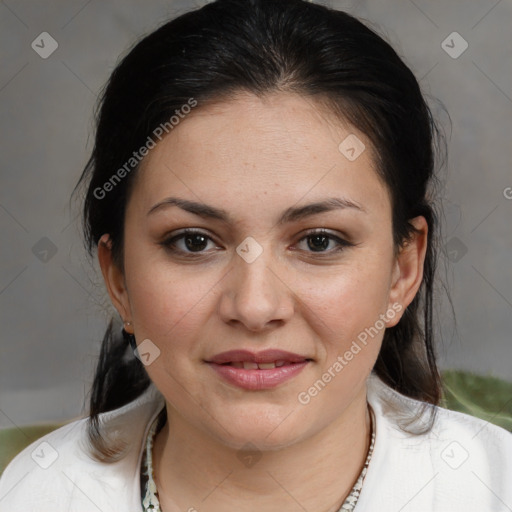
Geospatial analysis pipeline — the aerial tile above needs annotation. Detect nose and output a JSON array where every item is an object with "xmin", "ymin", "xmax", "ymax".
[{"xmin": 218, "ymin": 245, "xmax": 295, "ymax": 332}]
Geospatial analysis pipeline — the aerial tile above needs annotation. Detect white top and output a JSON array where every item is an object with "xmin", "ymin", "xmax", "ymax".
[{"xmin": 1, "ymin": 374, "xmax": 511, "ymax": 511}]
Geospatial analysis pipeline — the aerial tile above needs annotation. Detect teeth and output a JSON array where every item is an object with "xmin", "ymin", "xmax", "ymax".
[
  {"xmin": 226, "ymin": 360, "xmax": 297, "ymax": 369},
  {"xmin": 228, "ymin": 361, "xmax": 291, "ymax": 369}
]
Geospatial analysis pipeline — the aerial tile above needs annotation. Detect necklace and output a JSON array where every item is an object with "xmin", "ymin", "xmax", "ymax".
[{"xmin": 141, "ymin": 406, "xmax": 375, "ymax": 511}]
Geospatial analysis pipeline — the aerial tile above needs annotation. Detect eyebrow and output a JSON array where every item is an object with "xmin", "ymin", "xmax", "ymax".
[{"xmin": 147, "ymin": 196, "xmax": 366, "ymax": 224}]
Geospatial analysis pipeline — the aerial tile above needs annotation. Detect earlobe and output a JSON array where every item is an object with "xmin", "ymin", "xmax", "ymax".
[
  {"xmin": 387, "ymin": 216, "xmax": 428, "ymax": 327},
  {"xmin": 97, "ymin": 234, "xmax": 132, "ymax": 323}
]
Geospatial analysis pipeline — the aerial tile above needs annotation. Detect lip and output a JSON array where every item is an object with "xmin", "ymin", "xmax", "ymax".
[
  {"xmin": 205, "ymin": 349, "xmax": 312, "ymax": 391},
  {"xmin": 207, "ymin": 349, "xmax": 309, "ymax": 364}
]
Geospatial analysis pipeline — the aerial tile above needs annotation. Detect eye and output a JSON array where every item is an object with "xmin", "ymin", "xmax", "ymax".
[
  {"xmin": 161, "ymin": 229, "xmax": 218, "ymax": 254},
  {"xmin": 296, "ymin": 229, "xmax": 353, "ymax": 254},
  {"xmin": 160, "ymin": 228, "xmax": 353, "ymax": 257}
]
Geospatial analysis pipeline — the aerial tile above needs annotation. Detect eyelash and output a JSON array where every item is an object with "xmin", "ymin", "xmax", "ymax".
[{"xmin": 160, "ymin": 228, "xmax": 354, "ymax": 257}]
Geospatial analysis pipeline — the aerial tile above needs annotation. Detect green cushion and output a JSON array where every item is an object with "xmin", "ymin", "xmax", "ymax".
[
  {"xmin": 0, "ymin": 423, "xmax": 65, "ymax": 477},
  {"xmin": 441, "ymin": 370, "xmax": 512, "ymax": 432},
  {"xmin": 1, "ymin": 371, "xmax": 510, "ymax": 476}
]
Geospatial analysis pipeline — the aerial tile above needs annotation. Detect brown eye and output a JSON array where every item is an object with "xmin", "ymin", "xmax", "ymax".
[
  {"xmin": 161, "ymin": 229, "xmax": 216, "ymax": 254},
  {"xmin": 183, "ymin": 232, "xmax": 209, "ymax": 252},
  {"xmin": 307, "ymin": 233, "xmax": 330, "ymax": 252},
  {"xmin": 297, "ymin": 230, "xmax": 353, "ymax": 254}
]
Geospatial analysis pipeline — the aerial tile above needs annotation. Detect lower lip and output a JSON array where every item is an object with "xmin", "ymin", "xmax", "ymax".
[{"xmin": 207, "ymin": 362, "xmax": 309, "ymax": 390}]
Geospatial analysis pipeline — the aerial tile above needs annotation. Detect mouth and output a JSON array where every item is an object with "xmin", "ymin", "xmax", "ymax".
[
  {"xmin": 206, "ymin": 349, "xmax": 312, "ymax": 365},
  {"xmin": 214, "ymin": 360, "xmax": 308, "ymax": 369},
  {"xmin": 205, "ymin": 349, "xmax": 312, "ymax": 390}
]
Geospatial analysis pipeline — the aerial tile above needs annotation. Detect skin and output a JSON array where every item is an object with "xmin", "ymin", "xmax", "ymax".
[{"xmin": 98, "ymin": 92, "xmax": 427, "ymax": 512}]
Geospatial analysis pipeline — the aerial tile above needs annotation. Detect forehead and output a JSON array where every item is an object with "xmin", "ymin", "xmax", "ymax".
[{"xmin": 131, "ymin": 92, "xmax": 391, "ymax": 221}]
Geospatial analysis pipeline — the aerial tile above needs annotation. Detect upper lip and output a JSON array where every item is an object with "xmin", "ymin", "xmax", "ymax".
[{"xmin": 207, "ymin": 349, "xmax": 311, "ymax": 364}]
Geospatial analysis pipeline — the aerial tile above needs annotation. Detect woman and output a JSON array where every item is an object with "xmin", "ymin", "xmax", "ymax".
[{"xmin": 1, "ymin": 0, "xmax": 510, "ymax": 510}]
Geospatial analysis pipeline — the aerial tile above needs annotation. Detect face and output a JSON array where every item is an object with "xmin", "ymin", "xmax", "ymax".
[{"xmin": 99, "ymin": 92, "xmax": 426, "ymax": 450}]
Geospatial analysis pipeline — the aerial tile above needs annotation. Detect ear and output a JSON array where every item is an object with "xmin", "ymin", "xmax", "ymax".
[
  {"xmin": 97, "ymin": 234, "xmax": 133, "ymax": 332},
  {"xmin": 386, "ymin": 216, "xmax": 428, "ymax": 328}
]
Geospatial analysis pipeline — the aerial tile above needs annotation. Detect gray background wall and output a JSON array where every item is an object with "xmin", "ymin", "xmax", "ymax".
[{"xmin": 1, "ymin": 0, "xmax": 511, "ymax": 429}]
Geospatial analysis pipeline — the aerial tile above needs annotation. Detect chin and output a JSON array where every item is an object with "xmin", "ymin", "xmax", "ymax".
[
  {"xmin": 204, "ymin": 405, "xmax": 307, "ymax": 452},
  {"xmin": 219, "ymin": 428, "xmax": 302, "ymax": 453}
]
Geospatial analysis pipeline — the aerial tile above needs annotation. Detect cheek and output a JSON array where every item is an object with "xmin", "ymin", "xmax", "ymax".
[
  {"xmin": 299, "ymin": 259, "xmax": 393, "ymax": 342},
  {"xmin": 123, "ymin": 247, "xmax": 218, "ymax": 349}
]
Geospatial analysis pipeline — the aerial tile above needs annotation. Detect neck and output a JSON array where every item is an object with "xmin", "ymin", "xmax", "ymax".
[{"xmin": 152, "ymin": 387, "xmax": 371, "ymax": 512}]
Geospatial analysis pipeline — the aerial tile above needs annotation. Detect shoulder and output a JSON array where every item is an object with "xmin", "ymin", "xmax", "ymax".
[
  {"xmin": 360, "ymin": 374, "xmax": 512, "ymax": 511},
  {"xmin": 0, "ymin": 384, "xmax": 165, "ymax": 511}
]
